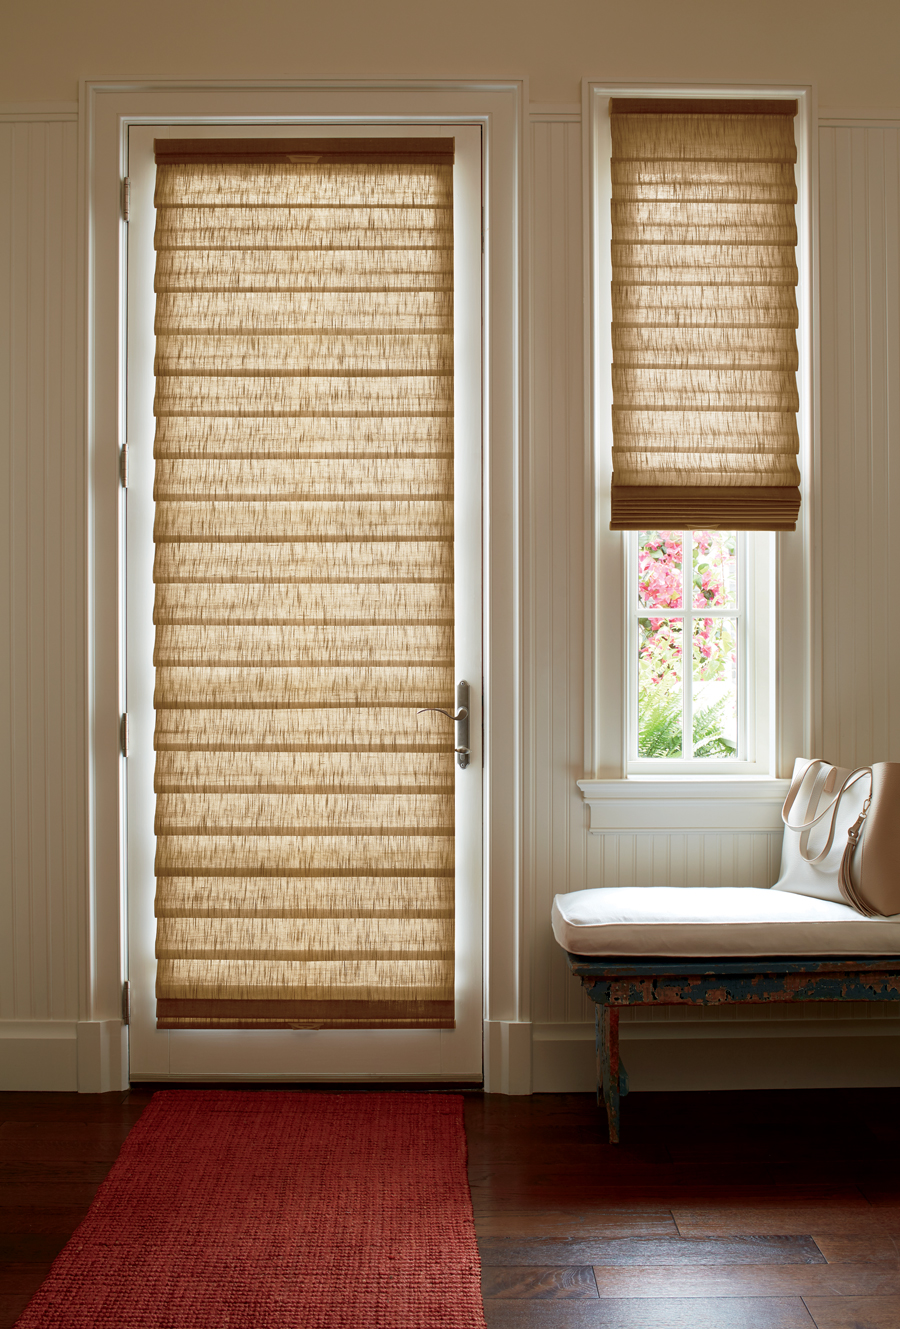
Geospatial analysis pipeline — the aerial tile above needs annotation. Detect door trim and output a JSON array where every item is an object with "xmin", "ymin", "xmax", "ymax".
[{"xmin": 83, "ymin": 79, "xmax": 524, "ymax": 1088}]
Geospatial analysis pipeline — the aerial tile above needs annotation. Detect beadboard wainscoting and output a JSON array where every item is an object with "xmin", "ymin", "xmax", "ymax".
[
  {"xmin": 819, "ymin": 122, "xmax": 900, "ymax": 769},
  {"xmin": 3, "ymin": 102, "xmax": 900, "ymax": 1093},
  {"xmin": 0, "ymin": 110, "xmax": 127, "ymax": 1091}
]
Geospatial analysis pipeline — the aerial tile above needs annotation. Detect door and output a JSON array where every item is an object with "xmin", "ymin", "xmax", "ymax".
[{"xmin": 125, "ymin": 123, "xmax": 483, "ymax": 1081}]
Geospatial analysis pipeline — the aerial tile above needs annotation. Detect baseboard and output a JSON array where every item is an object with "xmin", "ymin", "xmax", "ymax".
[
  {"xmin": 484, "ymin": 1021, "xmax": 533, "ymax": 1094},
  {"xmin": 4, "ymin": 1018, "xmax": 897, "ymax": 1095},
  {"xmin": 531, "ymin": 1021, "xmax": 900, "ymax": 1092},
  {"xmin": 0, "ymin": 1021, "xmax": 129, "ymax": 1092}
]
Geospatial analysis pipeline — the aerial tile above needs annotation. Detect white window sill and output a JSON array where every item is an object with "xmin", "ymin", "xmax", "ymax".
[{"xmin": 576, "ymin": 777, "xmax": 791, "ymax": 834}]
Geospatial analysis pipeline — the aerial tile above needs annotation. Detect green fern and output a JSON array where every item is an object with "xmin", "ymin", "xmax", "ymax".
[
  {"xmin": 693, "ymin": 698, "xmax": 737, "ymax": 758},
  {"xmin": 637, "ymin": 694, "xmax": 682, "ymax": 757},
  {"xmin": 638, "ymin": 694, "xmax": 735, "ymax": 759}
]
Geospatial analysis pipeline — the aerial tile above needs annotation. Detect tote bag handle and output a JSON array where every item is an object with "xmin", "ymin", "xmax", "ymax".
[{"xmin": 782, "ymin": 760, "xmax": 873, "ymax": 865}]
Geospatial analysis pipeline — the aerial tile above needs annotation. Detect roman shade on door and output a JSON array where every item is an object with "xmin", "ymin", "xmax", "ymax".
[
  {"xmin": 151, "ymin": 138, "xmax": 457, "ymax": 1030},
  {"xmin": 608, "ymin": 99, "xmax": 801, "ymax": 531}
]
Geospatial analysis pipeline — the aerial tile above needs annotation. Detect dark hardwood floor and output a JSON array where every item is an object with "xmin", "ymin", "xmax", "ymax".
[{"xmin": 2, "ymin": 1086, "xmax": 900, "ymax": 1327}]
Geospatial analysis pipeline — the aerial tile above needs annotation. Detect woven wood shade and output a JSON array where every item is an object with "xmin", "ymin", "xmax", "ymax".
[
  {"xmin": 152, "ymin": 140, "xmax": 456, "ymax": 1030},
  {"xmin": 608, "ymin": 99, "xmax": 801, "ymax": 531}
]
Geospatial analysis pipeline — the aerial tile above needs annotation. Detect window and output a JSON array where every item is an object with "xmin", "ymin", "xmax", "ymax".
[
  {"xmin": 627, "ymin": 528, "xmax": 773, "ymax": 774},
  {"xmin": 585, "ymin": 84, "xmax": 813, "ymax": 784}
]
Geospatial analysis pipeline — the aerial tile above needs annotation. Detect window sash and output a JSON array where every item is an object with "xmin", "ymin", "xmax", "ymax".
[{"xmin": 627, "ymin": 530, "xmax": 774, "ymax": 775}]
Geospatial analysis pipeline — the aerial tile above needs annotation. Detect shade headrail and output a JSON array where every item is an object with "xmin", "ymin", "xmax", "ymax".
[
  {"xmin": 608, "ymin": 98, "xmax": 798, "ymax": 117},
  {"xmin": 154, "ymin": 138, "xmax": 456, "ymax": 166}
]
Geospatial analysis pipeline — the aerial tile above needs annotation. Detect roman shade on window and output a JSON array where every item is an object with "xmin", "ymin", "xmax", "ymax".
[
  {"xmin": 152, "ymin": 137, "xmax": 456, "ymax": 1029},
  {"xmin": 609, "ymin": 99, "xmax": 801, "ymax": 531}
]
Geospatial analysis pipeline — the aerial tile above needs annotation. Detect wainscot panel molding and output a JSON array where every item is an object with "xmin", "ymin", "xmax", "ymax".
[
  {"xmin": 819, "ymin": 122, "xmax": 900, "ymax": 768},
  {"xmin": 0, "ymin": 106, "xmax": 78, "ymax": 121},
  {"xmin": 528, "ymin": 103, "xmax": 581, "ymax": 122}
]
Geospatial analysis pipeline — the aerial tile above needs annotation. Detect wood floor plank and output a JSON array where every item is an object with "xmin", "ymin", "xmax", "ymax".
[
  {"xmin": 472, "ymin": 1197, "xmax": 682, "ymax": 1217},
  {"xmin": 478, "ymin": 1236, "xmax": 826, "ymax": 1266},
  {"xmin": 0, "ymin": 1236, "xmax": 69, "ymax": 1263},
  {"xmin": 474, "ymin": 1215, "xmax": 679, "ymax": 1238},
  {"xmin": 591, "ymin": 1264, "xmax": 900, "ymax": 1297},
  {"xmin": 0, "ymin": 1206, "xmax": 90, "ymax": 1235},
  {"xmin": 468, "ymin": 1164, "xmax": 678, "ymax": 1188},
  {"xmin": 474, "ymin": 1183, "xmax": 865, "ymax": 1207},
  {"xmin": 482, "ymin": 1296, "xmax": 816, "ymax": 1326},
  {"xmin": 482, "ymin": 1266, "xmax": 599, "ymax": 1299},
  {"xmin": 858, "ymin": 1187, "xmax": 900, "ymax": 1207},
  {"xmin": 0, "ymin": 1137, "xmax": 127, "ymax": 1164},
  {"xmin": 674, "ymin": 1206, "xmax": 899, "ymax": 1237},
  {"xmin": 0, "ymin": 1182, "xmax": 101, "ymax": 1207},
  {"xmin": 0, "ymin": 1264, "xmax": 52, "ymax": 1295},
  {"xmin": 666, "ymin": 1164, "xmax": 865, "ymax": 1188},
  {"xmin": 667, "ymin": 1135, "xmax": 884, "ymax": 1167},
  {"xmin": 0, "ymin": 1161, "xmax": 112, "ymax": 1184},
  {"xmin": 0, "ymin": 1121, "xmax": 135, "ymax": 1145},
  {"xmin": 802, "ymin": 1295, "xmax": 900, "ymax": 1327},
  {"xmin": 813, "ymin": 1236, "xmax": 900, "ymax": 1264},
  {"xmin": 0, "ymin": 1293, "xmax": 34, "ymax": 1329},
  {"xmin": 0, "ymin": 1093, "xmax": 134, "ymax": 1124}
]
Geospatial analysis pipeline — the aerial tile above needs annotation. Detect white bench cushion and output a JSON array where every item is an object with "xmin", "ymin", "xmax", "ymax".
[{"xmin": 551, "ymin": 886, "xmax": 900, "ymax": 957}]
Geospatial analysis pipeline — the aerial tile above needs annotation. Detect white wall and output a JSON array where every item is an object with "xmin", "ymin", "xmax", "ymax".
[{"xmin": 2, "ymin": 94, "xmax": 900, "ymax": 1092}]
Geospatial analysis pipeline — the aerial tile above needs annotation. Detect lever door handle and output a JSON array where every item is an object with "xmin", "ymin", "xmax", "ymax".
[{"xmin": 416, "ymin": 680, "xmax": 471, "ymax": 769}]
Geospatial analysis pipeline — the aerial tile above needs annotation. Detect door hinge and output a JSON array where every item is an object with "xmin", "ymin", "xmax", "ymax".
[
  {"xmin": 122, "ymin": 177, "xmax": 131, "ymax": 223},
  {"xmin": 119, "ymin": 444, "xmax": 129, "ymax": 489},
  {"xmin": 122, "ymin": 980, "xmax": 131, "ymax": 1026},
  {"xmin": 120, "ymin": 713, "xmax": 129, "ymax": 758}
]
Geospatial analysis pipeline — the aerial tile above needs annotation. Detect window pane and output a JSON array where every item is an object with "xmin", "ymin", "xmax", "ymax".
[
  {"xmin": 692, "ymin": 530, "xmax": 736, "ymax": 609},
  {"xmin": 692, "ymin": 617, "xmax": 737, "ymax": 757},
  {"xmin": 638, "ymin": 531, "xmax": 683, "ymax": 609},
  {"xmin": 638, "ymin": 616, "xmax": 683, "ymax": 757}
]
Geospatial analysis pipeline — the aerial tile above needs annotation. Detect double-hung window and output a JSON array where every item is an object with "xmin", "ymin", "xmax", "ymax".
[{"xmin": 586, "ymin": 85, "xmax": 813, "ymax": 783}]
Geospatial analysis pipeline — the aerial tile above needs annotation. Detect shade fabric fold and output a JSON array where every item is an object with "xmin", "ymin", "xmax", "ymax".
[
  {"xmin": 153, "ymin": 141, "xmax": 456, "ymax": 1029},
  {"xmin": 608, "ymin": 99, "xmax": 801, "ymax": 531}
]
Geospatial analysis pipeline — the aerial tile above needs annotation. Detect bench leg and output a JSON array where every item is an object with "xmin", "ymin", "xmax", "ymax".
[{"xmin": 596, "ymin": 1006, "xmax": 628, "ymax": 1143}]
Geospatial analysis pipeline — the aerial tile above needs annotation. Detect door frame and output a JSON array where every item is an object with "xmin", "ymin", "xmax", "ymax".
[
  {"xmin": 125, "ymin": 119, "xmax": 483, "ymax": 1081},
  {"xmin": 82, "ymin": 79, "xmax": 525, "ymax": 1089}
]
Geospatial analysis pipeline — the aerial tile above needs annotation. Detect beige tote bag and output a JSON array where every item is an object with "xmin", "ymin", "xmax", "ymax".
[{"xmin": 775, "ymin": 758, "xmax": 900, "ymax": 918}]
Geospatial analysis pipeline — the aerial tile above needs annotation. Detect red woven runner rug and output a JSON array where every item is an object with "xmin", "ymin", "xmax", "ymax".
[{"xmin": 15, "ymin": 1091, "xmax": 486, "ymax": 1329}]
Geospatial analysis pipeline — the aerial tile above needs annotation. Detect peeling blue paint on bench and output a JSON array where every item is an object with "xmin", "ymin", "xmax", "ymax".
[{"xmin": 567, "ymin": 952, "xmax": 900, "ymax": 1144}]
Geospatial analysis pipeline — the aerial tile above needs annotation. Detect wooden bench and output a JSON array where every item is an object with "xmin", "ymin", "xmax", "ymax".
[{"xmin": 566, "ymin": 953, "xmax": 900, "ymax": 1142}]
